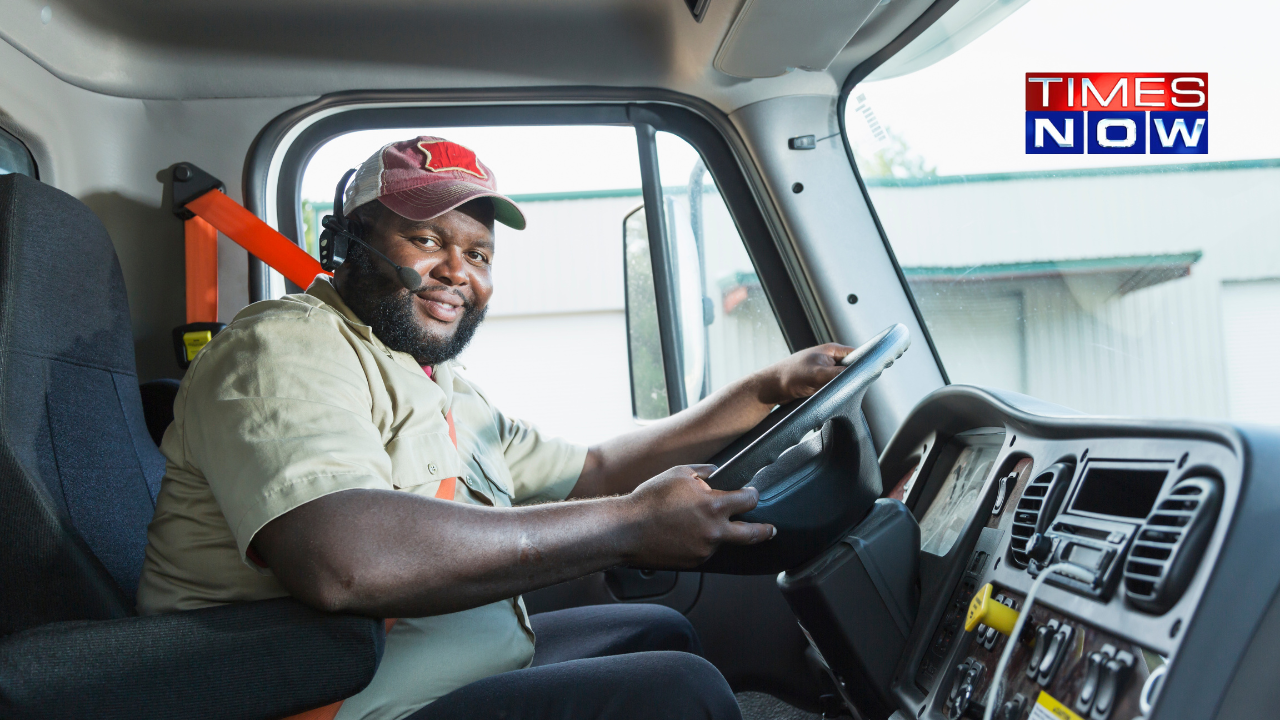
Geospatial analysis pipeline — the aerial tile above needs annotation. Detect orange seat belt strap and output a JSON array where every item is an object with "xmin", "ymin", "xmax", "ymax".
[
  {"xmin": 185, "ymin": 191, "xmax": 329, "ymax": 290},
  {"xmin": 434, "ymin": 410, "xmax": 458, "ymax": 500},
  {"xmin": 184, "ymin": 216, "xmax": 219, "ymax": 323}
]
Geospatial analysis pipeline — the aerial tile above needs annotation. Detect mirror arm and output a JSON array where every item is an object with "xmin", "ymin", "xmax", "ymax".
[{"xmin": 635, "ymin": 122, "xmax": 687, "ymax": 414}]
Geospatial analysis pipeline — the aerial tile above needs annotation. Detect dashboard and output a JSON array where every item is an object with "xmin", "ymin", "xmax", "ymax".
[{"xmin": 863, "ymin": 385, "xmax": 1280, "ymax": 720}]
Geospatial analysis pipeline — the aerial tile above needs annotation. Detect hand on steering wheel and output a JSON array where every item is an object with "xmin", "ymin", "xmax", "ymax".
[{"xmin": 694, "ymin": 324, "xmax": 911, "ymax": 575}]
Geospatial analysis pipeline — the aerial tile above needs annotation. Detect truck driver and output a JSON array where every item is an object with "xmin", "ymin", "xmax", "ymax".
[{"xmin": 137, "ymin": 136, "xmax": 853, "ymax": 720}]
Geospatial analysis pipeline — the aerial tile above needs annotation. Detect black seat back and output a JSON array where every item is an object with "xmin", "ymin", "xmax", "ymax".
[{"xmin": 0, "ymin": 174, "xmax": 164, "ymax": 634}]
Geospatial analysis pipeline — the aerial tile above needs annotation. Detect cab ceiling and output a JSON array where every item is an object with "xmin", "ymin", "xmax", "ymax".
[{"xmin": 0, "ymin": 0, "xmax": 936, "ymax": 110}]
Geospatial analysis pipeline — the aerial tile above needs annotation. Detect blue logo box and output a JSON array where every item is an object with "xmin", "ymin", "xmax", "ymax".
[{"xmin": 1026, "ymin": 111, "xmax": 1083, "ymax": 154}]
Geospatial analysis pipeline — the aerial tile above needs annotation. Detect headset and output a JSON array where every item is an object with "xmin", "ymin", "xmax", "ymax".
[{"xmin": 318, "ymin": 168, "xmax": 424, "ymax": 292}]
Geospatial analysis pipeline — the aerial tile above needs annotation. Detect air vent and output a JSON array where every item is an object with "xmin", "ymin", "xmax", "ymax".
[
  {"xmin": 1009, "ymin": 462, "xmax": 1074, "ymax": 567},
  {"xmin": 1124, "ymin": 476, "xmax": 1222, "ymax": 613}
]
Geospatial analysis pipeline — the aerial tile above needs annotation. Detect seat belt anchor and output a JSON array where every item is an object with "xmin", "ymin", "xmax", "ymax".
[{"xmin": 169, "ymin": 163, "xmax": 226, "ymax": 220}]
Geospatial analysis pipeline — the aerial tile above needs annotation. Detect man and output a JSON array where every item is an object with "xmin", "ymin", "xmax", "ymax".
[{"xmin": 138, "ymin": 136, "xmax": 854, "ymax": 720}]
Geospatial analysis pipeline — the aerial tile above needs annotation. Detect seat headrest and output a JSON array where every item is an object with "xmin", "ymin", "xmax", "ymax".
[{"xmin": 0, "ymin": 173, "xmax": 136, "ymax": 374}]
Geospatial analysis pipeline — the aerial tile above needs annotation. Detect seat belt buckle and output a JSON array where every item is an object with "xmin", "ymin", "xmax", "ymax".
[{"xmin": 172, "ymin": 322, "xmax": 227, "ymax": 369}]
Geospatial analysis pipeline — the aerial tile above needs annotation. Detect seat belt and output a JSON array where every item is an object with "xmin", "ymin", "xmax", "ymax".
[{"xmin": 169, "ymin": 162, "xmax": 331, "ymax": 368}]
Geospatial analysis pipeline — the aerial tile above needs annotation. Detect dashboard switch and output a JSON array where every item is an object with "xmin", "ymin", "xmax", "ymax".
[
  {"xmin": 996, "ymin": 694, "xmax": 1026, "ymax": 720},
  {"xmin": 1091, "ymin": 650, "xmax": 1135, "ymax": 720},
  {"xmin": 1037, "ymin": 623, "xmax": 1073, "ymax": 685},
  {"xmin": 1075, "ymin": 646, "xmax": 1114, "ymax": 714},
  {"xmin": 1025, "ymin": 620, "xmax": 1057, "ymax": 680},
  {"xmin": 948, "ymin": 658, "xmax": 985, "ymax": 720}
]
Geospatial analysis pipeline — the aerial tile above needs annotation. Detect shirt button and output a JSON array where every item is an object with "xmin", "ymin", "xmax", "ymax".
[{"xmin": 428, "ymin": 463, "xmax": 438, "ymax": 474}]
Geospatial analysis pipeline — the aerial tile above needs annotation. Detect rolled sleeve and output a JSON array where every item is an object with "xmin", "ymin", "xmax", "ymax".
[
  {"xmin": 182, "ymin": 312, "xmax": 393, "ymax": 564},
  {"xmin": 494, "ymin": 410, "xmax": 588, "ymax": 505}
]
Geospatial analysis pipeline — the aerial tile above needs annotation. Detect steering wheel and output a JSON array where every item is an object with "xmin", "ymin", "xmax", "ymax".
[{"xmin": 695, "ymin": 324, "xmax": 911, "ymax": 575}]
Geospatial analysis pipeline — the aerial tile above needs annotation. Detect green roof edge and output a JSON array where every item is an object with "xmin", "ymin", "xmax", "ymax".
[
  {"xmin": 864, "ymin": 158, "xmax": 1280, "ymax": 188},
  {"xmin": 300, "ymin": 157, "xmax": 1278, "ymax": 207},
  {"xmin": 901, "ymin": 251, "xmax": 1204, "ymax": 278}
]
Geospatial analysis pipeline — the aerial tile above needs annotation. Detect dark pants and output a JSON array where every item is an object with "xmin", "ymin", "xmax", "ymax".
[{"xmin": 407, "ymin": 603, "xmax": 742, "ymax": 720}]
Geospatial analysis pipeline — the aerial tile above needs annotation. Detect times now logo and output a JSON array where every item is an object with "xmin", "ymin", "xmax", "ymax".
[{"xmin": 1025, "ymin": 73, "xmax": 1208, "ymax": 155}]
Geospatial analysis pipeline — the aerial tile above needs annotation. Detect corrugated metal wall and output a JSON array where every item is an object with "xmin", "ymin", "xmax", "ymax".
[{"xmin": 871, "ymin": 161, "xmax": 1279, "ymax": 422}]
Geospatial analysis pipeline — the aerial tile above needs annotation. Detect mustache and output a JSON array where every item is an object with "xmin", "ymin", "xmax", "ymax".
[{"xmin": 405, "ymin": 283, "xmax": 474, "ymax": 311}]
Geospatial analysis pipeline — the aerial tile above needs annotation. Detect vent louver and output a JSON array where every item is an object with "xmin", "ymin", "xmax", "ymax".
[
  {"xmin": 1124, "ymin": 476, "xmax": 1222, "ymax": 613},
  {"xmin": 1009, "ymin": 462, "xmax": 1074, "ymax": 567}
]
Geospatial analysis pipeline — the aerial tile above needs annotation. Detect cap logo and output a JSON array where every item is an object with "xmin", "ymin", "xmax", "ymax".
[{"xmin": 417, "ymin": 140, "xmax": 488, "ymax": 180}]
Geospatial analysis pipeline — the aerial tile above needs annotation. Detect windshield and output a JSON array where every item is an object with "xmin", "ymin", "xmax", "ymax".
[{"xmin": 844, "ymin": 0, "xmax": 1280, "ymax": 423}]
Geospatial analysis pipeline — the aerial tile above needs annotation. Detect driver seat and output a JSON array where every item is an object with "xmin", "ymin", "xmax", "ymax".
[{"xmin": 0, "ymin": 172, "xmax": 382, "ymax": 719}]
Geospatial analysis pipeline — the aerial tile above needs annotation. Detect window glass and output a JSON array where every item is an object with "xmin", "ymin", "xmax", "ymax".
[
  {"xmin": 0, "ymin": 127, "xmax": 36, "ymax": 177},
  {"xmin": 844, "ymin": 0, "xmax": 1280, "ymax": 423},
  {"xmin": 622, "ymin": 206, "xmax": 670, "ymax": 420},
  {"xmin": 300, "ymin": 126, "xmax": 644, "ymax": 445},
  {"xmin": 655, "ymin": 131, "xmax": 790, "ymax": 405}
]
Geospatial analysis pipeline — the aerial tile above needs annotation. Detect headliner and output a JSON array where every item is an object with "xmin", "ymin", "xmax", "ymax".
[{"xmin": 0, "ymin": 0, "xmax": 941, "ymax": 108}]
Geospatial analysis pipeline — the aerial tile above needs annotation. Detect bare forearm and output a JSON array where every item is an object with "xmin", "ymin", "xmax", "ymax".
[
  {"xmin": 570, "ymin": 343, "xmax": 854, "ymax": 499},
  {"xmin": 571, "ymin": 371, "xmax": 775, "ymax": 498},
  {"xmin": 256, "ymin": 489, "xmax": 635, "ymax": 618},
  {"xmin": 255, "ymin": 466, "xmax": 773, "ymax": 618}
]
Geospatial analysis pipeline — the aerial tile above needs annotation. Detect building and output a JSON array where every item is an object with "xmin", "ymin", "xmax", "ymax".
[{"xmin": 300, "ymin": 158, "xmax": 1280, "ymax": 445}]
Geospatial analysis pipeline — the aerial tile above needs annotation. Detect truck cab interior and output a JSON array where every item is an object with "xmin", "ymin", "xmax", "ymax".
[{"xmin": 1, "ymin": 0, "xmax": 1277, "ymax": 719}]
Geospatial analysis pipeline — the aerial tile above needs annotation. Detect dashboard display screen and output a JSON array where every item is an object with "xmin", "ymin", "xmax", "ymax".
[
  {"xmin": 919, "ymin": 435, "xmax": 1004, "ymax": 556},
  {"xmin": 1071, "ymin": 466, "xmax": 1167, "ymax": 518}
]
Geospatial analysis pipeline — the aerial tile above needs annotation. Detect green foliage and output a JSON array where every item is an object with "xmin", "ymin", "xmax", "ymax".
[
  {"xmin": 623, "ymin": 209, "xmax": 671, "ymax": 420},
  {"xmin": 854, "ymin": 127, "xmax": 938, "ymax": 179}
]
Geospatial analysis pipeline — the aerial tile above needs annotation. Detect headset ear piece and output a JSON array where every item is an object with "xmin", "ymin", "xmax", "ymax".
[
  {"xmin": 320, "ymin": 168, "xmax": 360, "ymax": 273},
  {"xmin": 318, "ymin": 214, "xmax": 349, "ymax": 272}
]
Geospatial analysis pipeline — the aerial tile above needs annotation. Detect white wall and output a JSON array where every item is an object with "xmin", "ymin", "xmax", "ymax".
[
  {"xmin": 457, "ymin": 196, "xmax": 638, "ymax": 446},
  {"xmin": 867, "ymin": 162, "xmax": 1280, "ymax": 423},
  {"xmin": 1220, "ymin": 280, "xmax": 1280, "ymax": 424}
]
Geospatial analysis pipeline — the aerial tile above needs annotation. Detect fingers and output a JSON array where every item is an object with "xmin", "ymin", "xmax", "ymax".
[
  {"xmin": 688, "ymin": 464, "xmax": 718, "ymax": 479},
  {"xmin": 715, "ymin": 485, "xmax": 761, "ymax": 516},
  {"xmin": 822, "ymin": 342, "xmax": 856, "ymax": 361},
  {"xmin": 719, "ymin": 521, "xmax": 777, "ymax": 545}
]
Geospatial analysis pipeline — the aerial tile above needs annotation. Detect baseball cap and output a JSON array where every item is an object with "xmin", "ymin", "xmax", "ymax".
[{"xmin": 343, "ymin": 136, "xmax": 526, "ymax": 230}]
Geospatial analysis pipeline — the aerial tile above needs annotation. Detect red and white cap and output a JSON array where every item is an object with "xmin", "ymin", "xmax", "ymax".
[{"xmin": 344, "ymin": 136, "xmax": 526, "ymax": 230}]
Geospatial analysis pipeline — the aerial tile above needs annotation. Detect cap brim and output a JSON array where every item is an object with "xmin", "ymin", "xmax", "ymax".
[{"xmin": 378, "ymin": 181, "xmax": 526, "ymax": 230}]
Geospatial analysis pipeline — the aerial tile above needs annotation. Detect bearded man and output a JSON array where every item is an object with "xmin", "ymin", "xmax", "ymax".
[{"xmin": 138, "ymin": 136, "xmax": 853, "ymax": 720}]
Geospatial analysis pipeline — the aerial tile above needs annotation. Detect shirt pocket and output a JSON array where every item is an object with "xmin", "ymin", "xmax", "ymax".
[
  {"xmin": 384, "ymin": 433, "xmax": 469, "ymax": 491},
  {"xmin": 470, "ymin": 450, "xmax": 515, "ymax": 508}
]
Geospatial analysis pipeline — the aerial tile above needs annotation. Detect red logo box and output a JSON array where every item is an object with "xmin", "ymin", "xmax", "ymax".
[{"xmin": 1026, "ymin": 74, "xmax": 1208, "ymax": 112}]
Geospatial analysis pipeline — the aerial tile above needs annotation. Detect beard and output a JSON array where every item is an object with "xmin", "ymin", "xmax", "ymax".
[{"xmin": 338, "ymin": 247, "xmax": 487, "ymax": 367}]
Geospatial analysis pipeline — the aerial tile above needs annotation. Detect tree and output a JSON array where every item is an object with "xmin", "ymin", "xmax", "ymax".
[{"xmin": 854, "ymin": 127, "xmax": 938, "ymax": 179}]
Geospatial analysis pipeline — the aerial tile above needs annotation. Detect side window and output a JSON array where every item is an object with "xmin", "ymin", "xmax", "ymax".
[
  {"xmin": 0, "ymin": 127, "xmax": 36, "ymax": 178},
  {"xmin": 302, "ymin": 126, "xmax": 644, "ymax": 445},
  {"xmin": 623, "ymin": 131, "xmax": 790, "ymax": 419}
]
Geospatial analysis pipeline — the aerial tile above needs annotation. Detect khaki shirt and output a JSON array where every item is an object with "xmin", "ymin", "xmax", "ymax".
[{"xmin": 137, "ymin": 277, "xmax": 587, "ymax": 720}]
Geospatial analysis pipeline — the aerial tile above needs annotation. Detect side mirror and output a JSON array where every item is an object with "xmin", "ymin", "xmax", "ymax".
[{"xmin": 623, "ymin": 206, "xmax": 671, "ymax": 420}]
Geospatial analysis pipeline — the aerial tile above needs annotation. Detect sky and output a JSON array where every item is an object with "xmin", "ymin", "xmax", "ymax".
[
  {"xmin": 302, "ymin": 0, "xmax": 1280, "ymax": 199},
  {"xmin": 302, "ymin": 127, "xmax": 701, "ymax": 202},
  {"xmin": 846, "ymin": 0, "xmax": 1280, "ymax": 175}
]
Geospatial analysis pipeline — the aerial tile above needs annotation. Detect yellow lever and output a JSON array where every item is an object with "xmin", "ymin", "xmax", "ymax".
[{"xmin": 965, "ymin": 583, "xmax": 1020, "ymax": 636}]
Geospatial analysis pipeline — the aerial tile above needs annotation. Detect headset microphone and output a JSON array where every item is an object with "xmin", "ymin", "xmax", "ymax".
[{"xmin": 318, "ymin": 169, "xmax": 424, "ymax": 293}]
